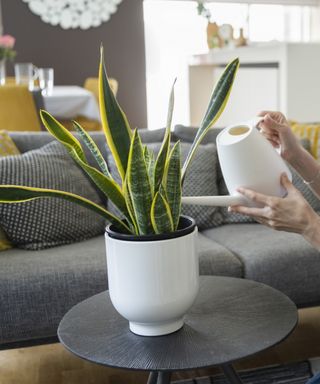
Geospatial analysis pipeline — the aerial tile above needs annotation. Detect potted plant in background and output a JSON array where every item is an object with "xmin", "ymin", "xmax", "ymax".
[
  {"xmin": 0, "ymin": 34, "xmax": 16, "ymax": 85},
  {"xmin": 0, "ymin": 48, "xmax": 239, "ymax": 336}
]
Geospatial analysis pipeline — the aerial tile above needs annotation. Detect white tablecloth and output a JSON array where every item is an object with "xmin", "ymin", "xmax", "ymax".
[{"xmin": 43, "ymin": 86, "xmax": 100, "ymax": 120}]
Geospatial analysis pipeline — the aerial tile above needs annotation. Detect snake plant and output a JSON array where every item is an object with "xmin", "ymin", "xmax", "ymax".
[{"xmin": 0, "ymin": 50, "xmax": 239, "ymax": 235}]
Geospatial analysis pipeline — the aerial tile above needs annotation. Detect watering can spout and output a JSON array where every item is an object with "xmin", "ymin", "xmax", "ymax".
[{"xmin": 181, "ymin": 195, "xmax": 247, "ymax": 207}]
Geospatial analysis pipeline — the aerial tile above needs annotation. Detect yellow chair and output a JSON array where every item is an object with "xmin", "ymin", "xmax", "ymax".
[
  {"xmin": 290, "ymin": 121, "xmax": 320, "ymax": 159},
  {"xmin": 59, "ymin": 117, "xmax": 102, "ymax": 132},
  {"xmin": 84, "ymin": 77, "xmax": 118, "ymax": 102},
  {"xmin": 5, "ymin": 77, "xmax": 16, "ymax": 84},
  {"xmin": 0, "ymin": 85, "xmax": 42, "ymax": 131}
]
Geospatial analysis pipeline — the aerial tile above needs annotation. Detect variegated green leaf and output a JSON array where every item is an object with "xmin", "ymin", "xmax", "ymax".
[
  {"xmin": 151, "ymin": 192, "xmax": 174, "ymax": 234},
  {"xmin": 182, "ymin": 58, "xmax": 239, "ymax": 183},
  {"xmin": 163, "ymin": 141, "xmax": 181, "ymax": 230},
  {"xmin": 0, "ymin": 185, "xmax": 131, "ymax": 233},
  {"xmin": 40, "ymin": 110, "xmax": 86, "ymax": 162},
  {"xmin": 127, "ymin": 130, "xmax": 153, "ymax": 235},
  {"xmin": 123, "ymin": 176, "xmax": 139, "ymax": 235},
  {"xmin": 73, "ymin": 120, "xmax": 111, "ymax": 178},
  {"xmin": 153, "ymin": 80, "xmax": 175, "ymax": 193},
  {"xmin": 99, "ymin": 46, "xmax": 132, "ymax": 181},
  {"xmin": 40, "ymin": 110, "xmax": 129, "ymax": 220},
  {"xmin": 144, "ymin": 146, "xmax": 155, "ymax": 196}
]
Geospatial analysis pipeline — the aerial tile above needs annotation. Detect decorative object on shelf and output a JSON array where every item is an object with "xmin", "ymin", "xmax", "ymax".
[
  {"xmin": 196, "ymin": 0, "xmax": 211, "ymax": 22},
  {"xmin": 207, "ymin": 22, "xmax": 223, "ymax": 49},
  {"xmin": 219, "ymin": 23, "xmax": 234, "ymax": 47},
  {"xmin": 0, "ymin": 48, "xmax": 239, "ymax": 336},
  {"xmin": 196, "ymin": 1, "xmax": 221, "ymax": 49},
  {"xmin": 235, "ymin": 27, "xmax": 248, "ymax": 47},
  {"xmin": 22, "ymin": 0, "xmax": 123, "ymax": 30},
  {"xmin": 0, "ymin": 34, "xmax": 16, "ymax": 85}
]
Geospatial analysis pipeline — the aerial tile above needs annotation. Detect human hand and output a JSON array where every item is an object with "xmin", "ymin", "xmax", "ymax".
[
  {"xmin": 229, "ymin": 173, "xmax": 319, "ymax": 237},
  {"xmin": 257, "ymin": 111, "xmax": 302, "ymax": 163}
]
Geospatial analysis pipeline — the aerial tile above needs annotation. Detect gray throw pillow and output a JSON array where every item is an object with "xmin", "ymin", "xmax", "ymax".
[
  {"xmin": 0, "ymin": 141, "xmax": 106, "ymax": 250},
  {"xmin": 107, "ymin": 142, "xmax": 223, "ymax": 230}
]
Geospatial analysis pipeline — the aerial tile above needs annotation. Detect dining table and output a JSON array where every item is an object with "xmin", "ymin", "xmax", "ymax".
[{"xmin": 43, "ymin": 85, "xmax": 100, "ymax": 121}]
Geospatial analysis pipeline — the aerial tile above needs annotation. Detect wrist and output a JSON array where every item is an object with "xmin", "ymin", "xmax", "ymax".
[{"xmin": 302, "ymin": 212, "xmax": 320, "ymax": 250}]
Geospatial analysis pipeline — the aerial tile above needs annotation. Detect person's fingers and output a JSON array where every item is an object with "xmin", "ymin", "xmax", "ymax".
[
  {"xmin": 261, "ymin": 114, "xmax": 280, "ymax": 129},
  {"xmin": 229, "ymin": 205, "xmax": 265, "ymax": 217},
  {"xmin": 280, "ymin": 173, "xmax": 297, "ymax": 195},
  {"xmin": 260, "ymin": 130, "xmax": 280, "ymax": 144},
  {"xmin": 258, "ymin": 110, "xmax": 273, "ymax": 117},
  {"xmin": 236, "ymin": 187, "xmax": 271, "ymax": 206}
]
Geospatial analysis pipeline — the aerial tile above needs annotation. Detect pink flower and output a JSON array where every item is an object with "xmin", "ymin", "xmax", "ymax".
[{"xmin": 0, "ymin": 35, "xmax": 15, "ymax": 49}]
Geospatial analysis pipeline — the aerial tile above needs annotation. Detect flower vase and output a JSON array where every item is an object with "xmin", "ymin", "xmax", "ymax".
[{"xmin": 0, "ymin": 60, "xmax": 6, "ymax": 85}]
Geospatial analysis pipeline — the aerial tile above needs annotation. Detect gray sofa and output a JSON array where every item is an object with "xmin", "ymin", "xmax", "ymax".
[{"xmin": 1, "ymin": 127, "xmax": 320, "ymax": 350}]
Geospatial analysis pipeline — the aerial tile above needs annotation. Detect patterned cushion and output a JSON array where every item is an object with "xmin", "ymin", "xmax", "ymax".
[
  {"xmin": 107, "ymin": 142, "xmax": 223, "ymax": 230},
  {"xmin": 0, "ymin": 141, "xmax": 106, "ymax": 250},
  {"xmin": 0, "ymin": 131, "xmax": 21, "ymax": 250}
]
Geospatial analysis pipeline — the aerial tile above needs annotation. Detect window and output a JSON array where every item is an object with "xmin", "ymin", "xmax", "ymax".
[{"xmin": 143, "ymin": 1, "xmax": 316, "ymax": 129}]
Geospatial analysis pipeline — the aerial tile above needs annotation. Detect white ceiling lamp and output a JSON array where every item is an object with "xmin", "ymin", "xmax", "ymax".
[{"xmin": 22, "ymin": 0, "xmax": 123, "ymax": 30}]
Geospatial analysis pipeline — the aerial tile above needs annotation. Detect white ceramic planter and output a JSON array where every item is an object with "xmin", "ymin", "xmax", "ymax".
[{"xmin": 105, "ymin": 216, "xmax": 199, "ymax": 336}]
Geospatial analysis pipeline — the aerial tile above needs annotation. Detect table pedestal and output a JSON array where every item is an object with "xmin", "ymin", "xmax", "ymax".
[{"xmin": 147, "ymin": 364, "xmax": 244, "ymax": 384}]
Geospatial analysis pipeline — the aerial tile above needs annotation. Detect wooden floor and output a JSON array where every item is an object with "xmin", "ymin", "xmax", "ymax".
[{"xmin": 1, "ymin": 306, "xmax": 320, "ymax": 384}]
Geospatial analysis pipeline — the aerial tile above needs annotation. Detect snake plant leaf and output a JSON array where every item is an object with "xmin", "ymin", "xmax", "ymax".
[
  {"xmin": 181, "ymin": 57, "xmax": 239, "ymax": 183},
  {"xmin": 127, "ymin": 129, "xmax": 153, "ymax": 235},
  {"xmin": 163, "ymin": 141, "xmax": 181, "ymax": 230},
  {"xmin": 40, "ymin": 110, "xmax": 129, "ymax": 220},
  {"xmin": 150, "ymin": 192, "xmax": 174, "ymax": 234},
  {"xmin": 99, "ymin": 46, "xmax": 132, "ymax": 182},
  {"xmin": 123, "ymin": 176, "xmax": 139, "ymax": 235},
  {"xmin": 154, "ymin": 80, "xmax": 175, "ymax": 192},
  {"xmin": 73, "ymin": 120, "xmax": 111, "ymax": 178},
  {"xmin": 0, "ymin": 185, "xmax": 131, "ymax": 233},
  {"xmin": 40, "ymin": 110, "xmax": 86, "ymax": 162},
  {"xmin": 144, "ymin": 146, "xmax": 155, "ymax": 196}
]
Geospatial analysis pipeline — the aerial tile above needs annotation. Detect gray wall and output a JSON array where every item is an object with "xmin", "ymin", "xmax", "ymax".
[{"xmin": 2, "ymin": 0, "xmax": 147, "ymax": 128}]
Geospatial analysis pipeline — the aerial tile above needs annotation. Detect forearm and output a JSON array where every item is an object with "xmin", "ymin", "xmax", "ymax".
[
  {"xmin": 303, "ymin": 213, "xmax": 320, "ymax": 251},
  {"xmin": 288, "ymin": 147, "xmax": 320, "ymax": 198}
]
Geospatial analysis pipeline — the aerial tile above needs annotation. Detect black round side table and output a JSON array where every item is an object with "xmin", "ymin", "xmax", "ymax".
[{"xmin": 58, "ymin": 276, "xmax": 297, "ymax": 384}]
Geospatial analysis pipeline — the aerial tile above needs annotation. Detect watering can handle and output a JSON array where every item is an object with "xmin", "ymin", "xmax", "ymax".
[
  {"xmin": 181, "ymin": 195, "xmax": 247, "ymax": 207},
  {"xmin": 251, "ymin": 116, "xmax": 282, "ymax": 155},
  {"xmin": 250, "ymin": 116, "xmax": 265, "ymax": 128}
]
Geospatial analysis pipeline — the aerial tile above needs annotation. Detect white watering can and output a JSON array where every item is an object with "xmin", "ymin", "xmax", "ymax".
[{"xmin": 182, "ymin": 117, "xmax": 292, "ymax": 207}]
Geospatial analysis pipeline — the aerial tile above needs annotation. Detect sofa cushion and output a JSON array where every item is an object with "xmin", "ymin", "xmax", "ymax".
[
  {"xmin": 0, "ymin": 231, "xmax": 242, "ymax": 346},
  {"xmin": 202, "ymin": 224, "xmax": 320, "ymax": 307},
  {"xmin": 107, "ymin": 142, "xmax": 224, "ymax": 230},
  {"xmin": 197, "ymin": 232, "xmax": 242, "ymax": 277},
  {"xmin": 0, "ymin": 141, "xmax": 106, "ymax": 250},
  {"xmin": 0, "ymin": 236, "xmax": 107, "ymax": 346}
]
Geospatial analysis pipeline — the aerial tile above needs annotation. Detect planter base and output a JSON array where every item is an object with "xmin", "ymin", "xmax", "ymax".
[{"xmin": 129, "ymin": 318, "xmax": 183, "ymax": 336}]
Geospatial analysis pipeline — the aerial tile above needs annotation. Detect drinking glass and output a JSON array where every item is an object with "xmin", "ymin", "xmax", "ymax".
[
  {"xmin": 14, "ymin": 63, "xmax": 38, "ymax": 91},
  {"xmin": 39, "ymin": 68, "xmax": 54, "ymax": 95}
]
